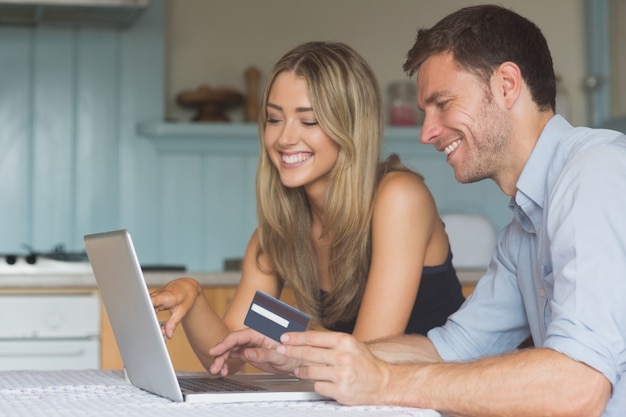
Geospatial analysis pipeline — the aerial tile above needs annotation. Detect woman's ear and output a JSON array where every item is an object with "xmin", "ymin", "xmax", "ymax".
[{"xmin": 494, "ymin": 61, "xmax": 522, "ymax": 110}]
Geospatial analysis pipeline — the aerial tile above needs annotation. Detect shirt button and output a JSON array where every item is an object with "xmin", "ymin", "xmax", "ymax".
[{"xmin": 539, "ymin": 289, "xmax": 546, "ymax": 297}]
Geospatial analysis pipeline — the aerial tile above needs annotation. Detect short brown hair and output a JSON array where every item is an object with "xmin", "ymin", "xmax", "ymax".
[{"xmin": 403, "ymin": 5, "xmax": 555, "ymax": 112}]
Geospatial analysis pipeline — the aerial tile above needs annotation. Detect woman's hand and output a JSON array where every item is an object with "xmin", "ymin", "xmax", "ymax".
[
  {"xmin": 209, "ymin": 328, "xmax": 305, "ymax": 376},
  {"xmin": 150, "ymin": 277, "xmax": 202, "ymax": 339}
]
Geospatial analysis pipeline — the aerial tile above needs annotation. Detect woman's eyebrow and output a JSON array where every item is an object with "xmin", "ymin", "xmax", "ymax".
[{"xmin": 267, "ymin": 102, "xmax": 314, "ymax": 113}]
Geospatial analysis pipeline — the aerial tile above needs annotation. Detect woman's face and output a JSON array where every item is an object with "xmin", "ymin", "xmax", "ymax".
[{"xmin": 264, "ymin": 71, "xmax": 339, "ymax": 196}]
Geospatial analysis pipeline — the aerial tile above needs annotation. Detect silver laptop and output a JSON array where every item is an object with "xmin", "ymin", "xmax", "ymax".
[{"xmin": 84, "ymin": 229, "xmax": 326, "ymax": 403}]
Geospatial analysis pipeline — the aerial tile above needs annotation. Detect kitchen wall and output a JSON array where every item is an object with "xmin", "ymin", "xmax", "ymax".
[
  {"xmin": 0, "ymin": 0, "xmax": 592, "ymax": 273},
  {"xmin": 165, "ymin": 0, "xmax": 587, "ymax": 126},
  {"xmin": 0, "ymin": 1, "xmax": 165, "ymax": 259}
]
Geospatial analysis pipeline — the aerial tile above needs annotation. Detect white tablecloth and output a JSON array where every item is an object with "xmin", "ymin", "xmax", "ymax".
[{"xmin": 0, "ymin": 369, "xmax": 441, "ymax": 417}]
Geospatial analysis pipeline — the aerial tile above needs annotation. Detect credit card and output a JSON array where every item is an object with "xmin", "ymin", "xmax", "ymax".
[{"xmin": 244, "ymin": 290, "xmax": 310, "ymax": 342}]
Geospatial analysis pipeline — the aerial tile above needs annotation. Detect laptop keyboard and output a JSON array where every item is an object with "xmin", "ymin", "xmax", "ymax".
[{"xmin": 178, "ymin": 376, "xmax": 268, "ymax": 393}]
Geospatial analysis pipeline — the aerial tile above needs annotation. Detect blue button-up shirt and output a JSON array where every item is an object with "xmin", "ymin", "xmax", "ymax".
[{"xmin": 428, "ymin": 115, "xmax": 626, "ymax": 416}]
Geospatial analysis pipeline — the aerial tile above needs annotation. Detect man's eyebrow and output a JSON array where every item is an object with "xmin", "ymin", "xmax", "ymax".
[
  {"xmin": 423, "ymin": 91, "xmax": 450, "ymax": 105},
  {"xmin": 418, "ymin": 91, "xmax": 452, "ymax": 111}
]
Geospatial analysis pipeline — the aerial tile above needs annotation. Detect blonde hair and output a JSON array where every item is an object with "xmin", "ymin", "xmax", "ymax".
[{"xmin": 256, "ymin": 41, "xmax": 384, "ymax": 326}]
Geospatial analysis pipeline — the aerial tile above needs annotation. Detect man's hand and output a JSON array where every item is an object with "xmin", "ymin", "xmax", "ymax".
[
  {"xmin": 277, "ymin": 330, "xmax": 391, "ymax": 405},
  {"xmin": 209, "ymin": 328, "xmax": 304, "ymax": 375}
]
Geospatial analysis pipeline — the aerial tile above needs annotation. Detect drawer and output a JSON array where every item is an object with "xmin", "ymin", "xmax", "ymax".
[
  {"xmin": 0, "ymin": 339, "xmax": 99, "ymax": 370},
  {"xmin": 0, "ymin": 293, "xmax": 100, "ymax": 338}
]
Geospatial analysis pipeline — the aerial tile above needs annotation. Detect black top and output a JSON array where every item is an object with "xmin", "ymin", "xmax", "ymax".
[{"xmin": 321, "ymin": 248, "xmax": 465, "ymax": 336}]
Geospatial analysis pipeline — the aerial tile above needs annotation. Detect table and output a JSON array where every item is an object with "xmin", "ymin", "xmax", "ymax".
[{"xmin": 0, "ymin": 369, "xmax": 441, "ymax": 416}]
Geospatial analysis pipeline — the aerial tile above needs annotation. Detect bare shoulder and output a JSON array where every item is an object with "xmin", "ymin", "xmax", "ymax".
[
  {"xmin": 376, "ymin": 170, "xmax": 435, "ymax": 205},
  {"xmin": 371, "ymin": 171, "xmax": 439, "ymax": 229}
]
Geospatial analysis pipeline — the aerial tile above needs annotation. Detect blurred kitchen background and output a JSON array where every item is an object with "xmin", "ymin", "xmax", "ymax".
[{"xmin": 0, "ymin": 0, "xmax": 624, "ymax": 273}]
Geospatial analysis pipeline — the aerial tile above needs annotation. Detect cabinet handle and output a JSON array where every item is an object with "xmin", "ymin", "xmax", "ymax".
[{"xmin": 0, "ymin": 348, "xmax": 87, "ymax": 358}]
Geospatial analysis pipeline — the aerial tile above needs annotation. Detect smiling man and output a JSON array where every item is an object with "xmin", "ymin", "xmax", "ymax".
[{"xmin": 268, "ymin": 5, "xmax": 626, "ymax": 417}]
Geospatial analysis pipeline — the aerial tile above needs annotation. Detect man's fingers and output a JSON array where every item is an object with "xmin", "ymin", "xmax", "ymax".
[
  {"xmin": 209, "ymin": 331, "xmax": 251, "ymax": 355},
  {"xmin": 277, "ymin": 344, "xmax": 336, "ymax": 367},
  {"xmin": 279, "ymin": 331, "xmax": 360, "ymax": 365},
  {"xmin": 282, "ymin": 330, "xmax": 350, "ymax": 348},
  {"xmin": 293, "ymin": 363, "xmax": 334, "ymax": 381},
  {"xmin": 209, "ymin": 356, "xmax": 226, "ymax": 374},
  {"xmin": 243, "ymin": 347, "xmax": 283, "ymax": 364}
]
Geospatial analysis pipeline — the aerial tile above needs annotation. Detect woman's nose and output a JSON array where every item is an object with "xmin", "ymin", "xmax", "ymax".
[{"xmin": 276, "ymin": 122, "xmax": 299, "ymax": 147}]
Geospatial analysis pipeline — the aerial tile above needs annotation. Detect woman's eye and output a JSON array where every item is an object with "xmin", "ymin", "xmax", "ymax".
[
  {"xmin": 302, "ymin": 121, "xmax": 319, "ymax": 127},
  {"xmin": 266, "ymin": 117, "xmax": 281, "ymax": 124}
]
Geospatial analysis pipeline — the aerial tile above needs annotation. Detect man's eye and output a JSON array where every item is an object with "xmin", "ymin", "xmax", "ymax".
[{"xmin": 437, "ymin": 101, "xmax": 449, "ymax": 110}]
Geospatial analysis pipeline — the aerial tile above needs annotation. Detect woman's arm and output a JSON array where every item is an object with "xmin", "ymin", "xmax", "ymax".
[
  {"xmin": 352, "ymin": 171, "xmax": 449, "ymax": 341},
  {"xmin": 150, "ymin": 230, "xmax": 282, "ymax": 371}
]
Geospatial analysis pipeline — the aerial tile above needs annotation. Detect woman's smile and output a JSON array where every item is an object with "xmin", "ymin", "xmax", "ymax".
[{"xmin": 281, "ymin": 151, "xmax": 313, "ymax": 166}]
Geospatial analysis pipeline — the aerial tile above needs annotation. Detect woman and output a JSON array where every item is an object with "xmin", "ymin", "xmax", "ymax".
[{"xmin": 151, "ymin": 41, "xmax": 464, "ymax": 373}]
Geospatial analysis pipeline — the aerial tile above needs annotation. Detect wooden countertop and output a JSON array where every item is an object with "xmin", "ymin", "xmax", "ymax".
[
  {"xmin": 0, "ymin": 268, "xmax": 484, "ymax": 289},
  {"xmin": 0, "ymin": 271, "xmax": 239, "ymax": 289}
]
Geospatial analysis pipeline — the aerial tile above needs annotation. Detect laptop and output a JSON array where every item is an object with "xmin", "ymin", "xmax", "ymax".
[{"xmin": 84, "ymin": 229, "xmax": 326, "ymax": 403}]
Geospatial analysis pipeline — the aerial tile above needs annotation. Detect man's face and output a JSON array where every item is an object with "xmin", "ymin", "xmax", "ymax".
[{"xmin": 417, "ymin": 52, "xmax": 511, "ymax": 184}]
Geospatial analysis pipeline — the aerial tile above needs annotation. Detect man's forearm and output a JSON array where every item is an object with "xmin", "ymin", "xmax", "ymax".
[
  {"xmin": 366, "ymin": 334, "xmax": 442, "ymax": 363},
  {"xmin": 376, "ymin": 348, "xmax": 610, "ymax": 417}
]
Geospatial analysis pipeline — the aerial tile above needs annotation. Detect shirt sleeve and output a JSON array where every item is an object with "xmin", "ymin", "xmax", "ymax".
[
  {"xmin": 428, "ymin": 223, "xmax": 531, "ymax": 362},
  {"xmin": 544, "ymin": 144, "xmax": 626, "ymax": 387}
]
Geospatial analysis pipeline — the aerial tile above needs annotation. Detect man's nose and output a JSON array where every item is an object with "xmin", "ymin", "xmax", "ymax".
[{"xmin": 419, "ymin": 111, "xmax": 442, "ymax": 145}]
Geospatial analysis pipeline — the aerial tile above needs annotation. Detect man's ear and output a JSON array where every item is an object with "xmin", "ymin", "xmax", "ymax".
[{"xmin": 494, "ymin": 61, "xmax": 522, "ymax": 110}]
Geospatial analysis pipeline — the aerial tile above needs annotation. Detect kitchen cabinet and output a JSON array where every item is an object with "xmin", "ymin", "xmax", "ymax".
[{"xmin": 0, "ymin": 288, "xmax": 100, "ymax": 371}]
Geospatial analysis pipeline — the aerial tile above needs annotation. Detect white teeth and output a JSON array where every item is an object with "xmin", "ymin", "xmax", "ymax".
[
  {"xmin": 282, "ymin": 153, "xmax": 311, "ymax": 164},
  {"xmin": 444, "ymin": 140, "xmax": 461, "ymax": 156}
]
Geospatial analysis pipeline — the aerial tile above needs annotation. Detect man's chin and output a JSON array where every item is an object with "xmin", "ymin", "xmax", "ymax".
[{"xmin": 453, "ymin": 171, "xmax": 484, "ymax": 184}]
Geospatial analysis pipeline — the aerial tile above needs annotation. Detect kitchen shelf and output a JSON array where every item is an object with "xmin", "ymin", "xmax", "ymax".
[
  {"xmin": 137, "ymin": 121, "xmax": 259, "ymax": 153},
  {"xmin": 138, "ymin": 121, "xmax": 258, "ymax": 140},
  {"xmin": 137, "ymin": 121, "xmax": 425, "ymax": 153}
]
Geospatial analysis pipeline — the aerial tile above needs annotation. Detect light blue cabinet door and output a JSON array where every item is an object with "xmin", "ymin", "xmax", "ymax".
[
  {"xmin": 155, "ymin": 152, "xmax": 257, "ymax": 270},
  {"xmin": 0, "ymin": 1, "xmax": 164, "ymax": 255},
  {"xmin": 0, "ymin": 28, "xmax": 33, "ymax": 252},
  {"xmin": 31, "ymin": 29, "xmax": 76, "ymax": 248}
]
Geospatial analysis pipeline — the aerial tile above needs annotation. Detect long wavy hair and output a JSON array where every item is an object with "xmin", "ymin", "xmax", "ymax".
[{"xmin": 255, "ymin": 41, "xmax": 386, "ymax": 326}]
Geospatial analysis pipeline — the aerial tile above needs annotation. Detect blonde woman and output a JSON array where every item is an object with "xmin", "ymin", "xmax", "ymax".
[{"xmin": 151, "ymin": 41, "xmax": 464, "ymax": 373}]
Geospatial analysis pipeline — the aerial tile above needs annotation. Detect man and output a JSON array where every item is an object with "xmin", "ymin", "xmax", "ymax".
[{"xmin": 209, "ymin": 5, "xmax": 625, "ymax": 416}]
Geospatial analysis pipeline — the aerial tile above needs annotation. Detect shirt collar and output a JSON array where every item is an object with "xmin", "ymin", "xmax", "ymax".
[{"xmin": 511, "ymin": 115, "xmax": 573, "ymax": 233}]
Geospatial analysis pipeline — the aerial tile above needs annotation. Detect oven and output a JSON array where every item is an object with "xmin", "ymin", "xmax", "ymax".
[{"xmin": 0, "ymin": 252, "xmax": 100, "ymax": 371}]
